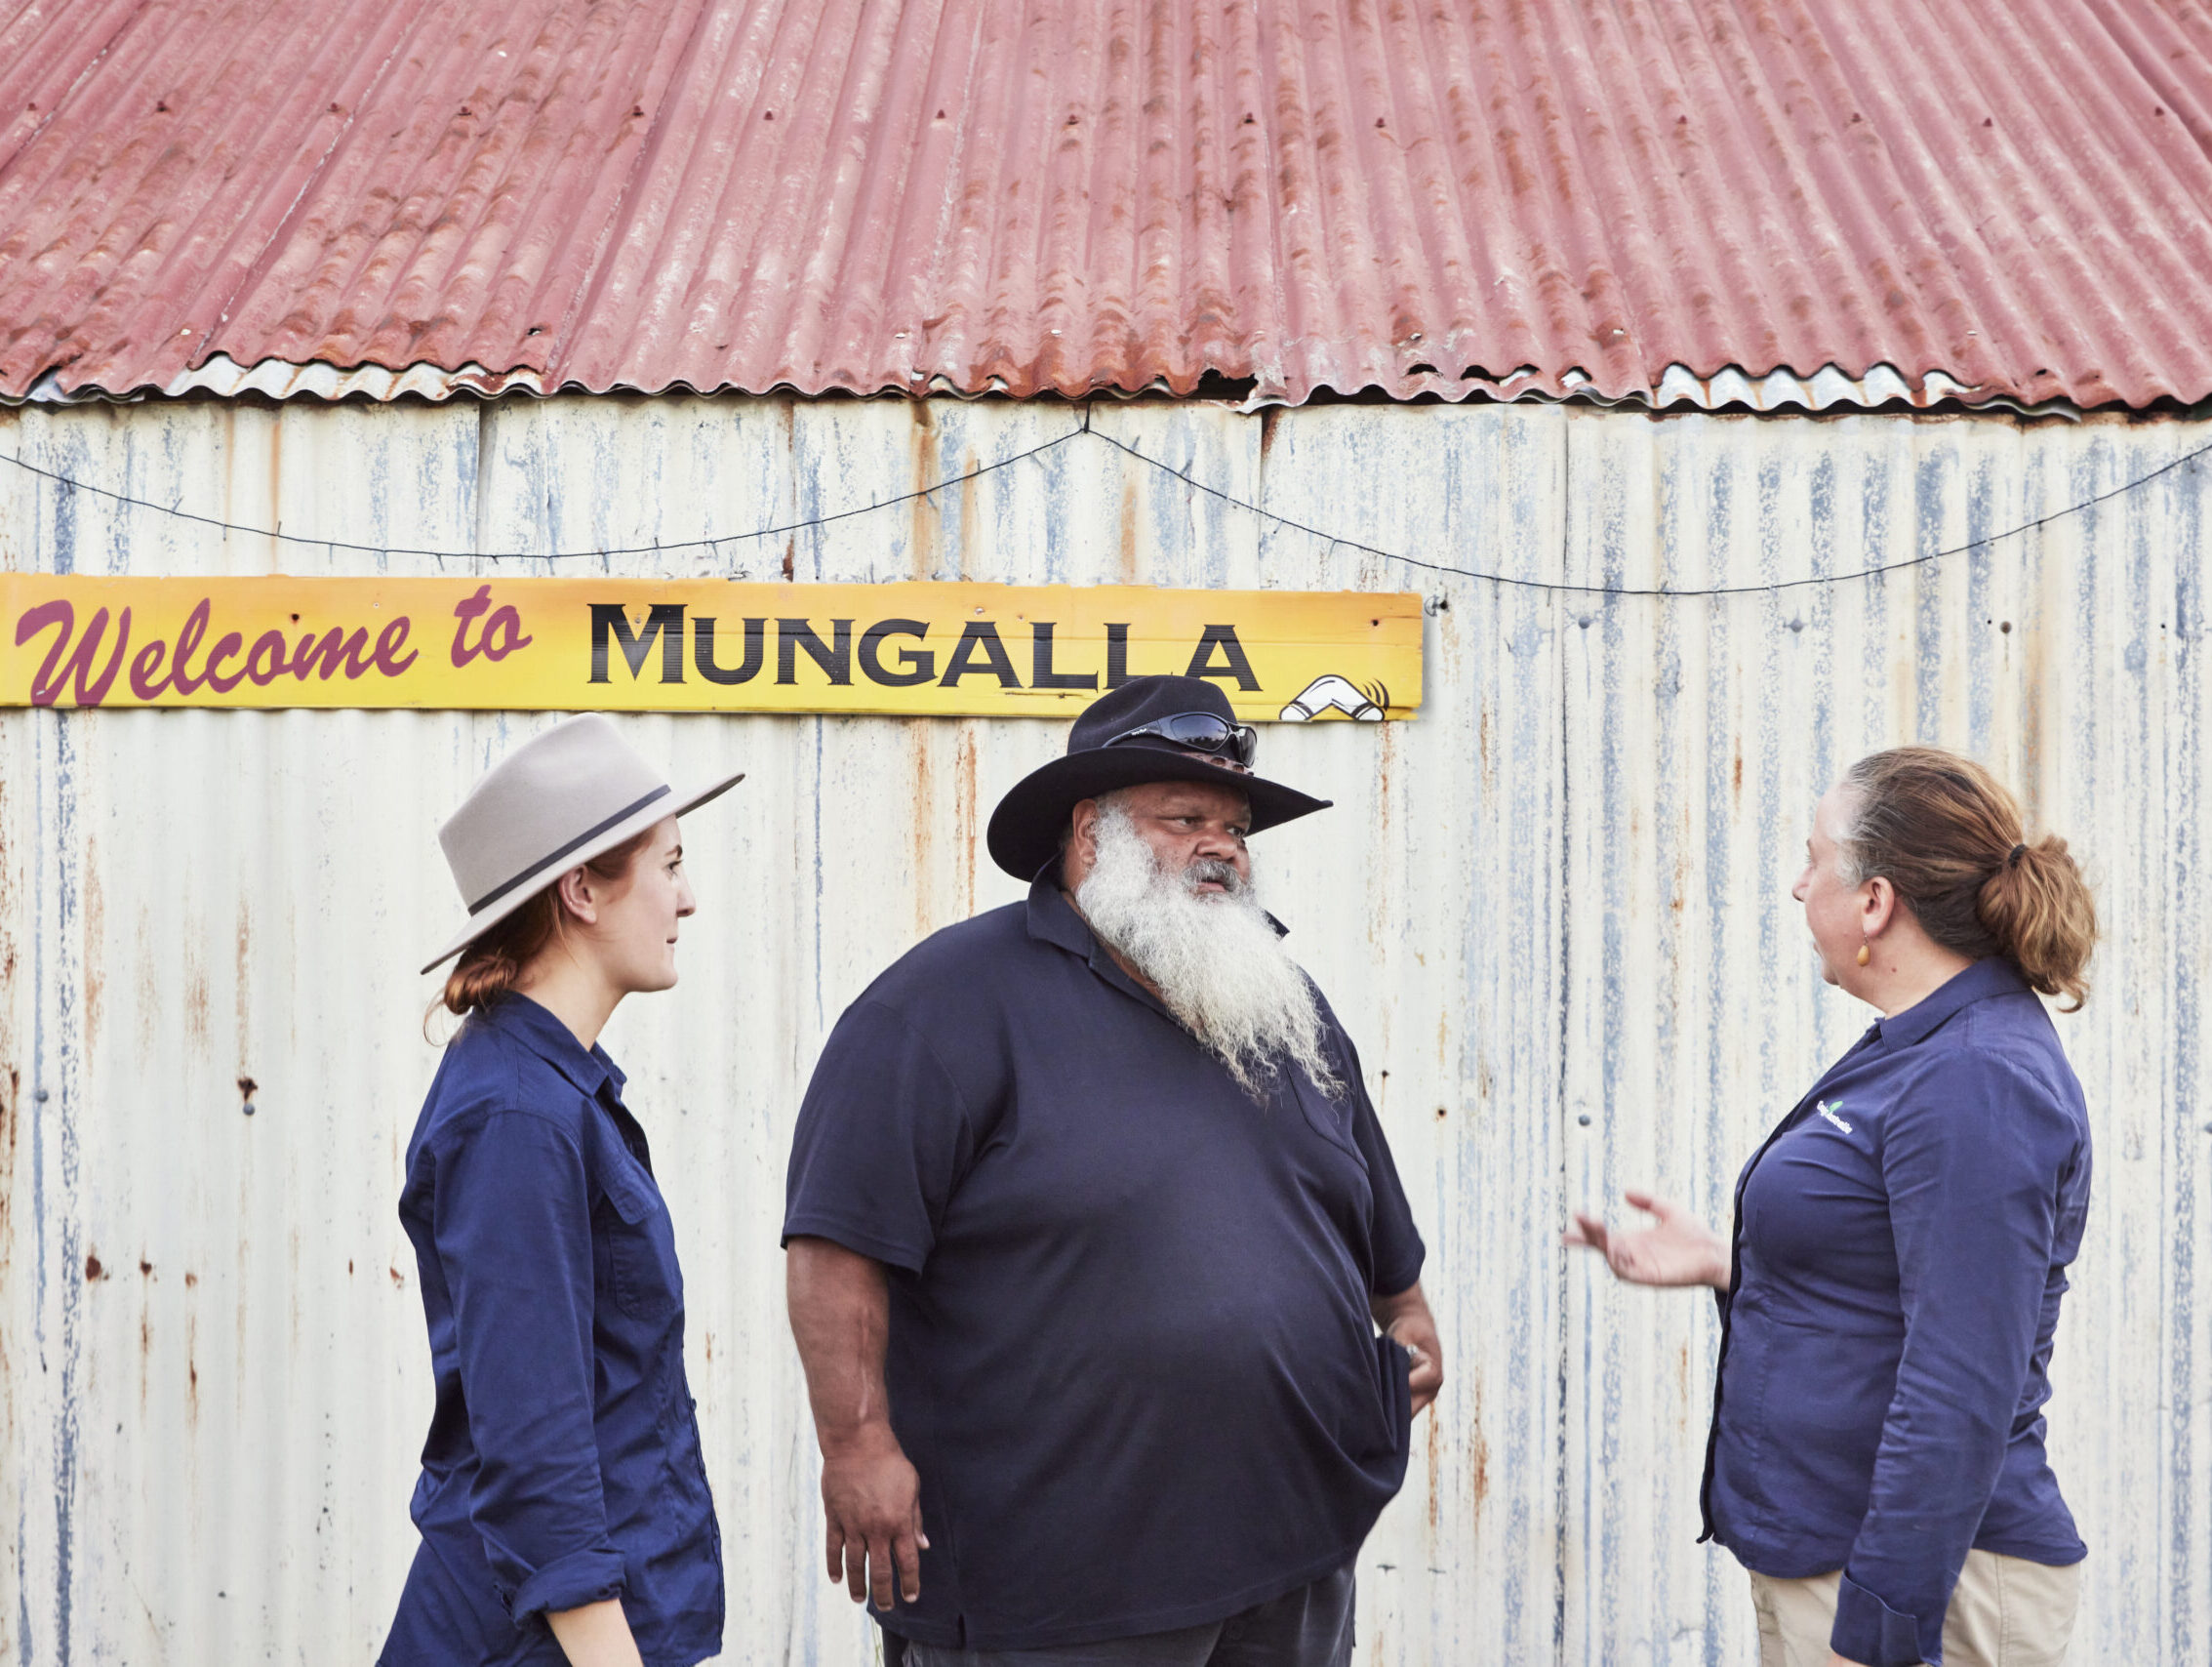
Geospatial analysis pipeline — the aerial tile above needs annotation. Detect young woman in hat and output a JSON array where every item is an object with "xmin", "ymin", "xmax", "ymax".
[
  {"xmin": 1569, "ymin": 747, "xmax": 2095, "ymax": 1667},
  {"xmin": 380, "ymin": 714, "xmax": 742, "ymax": 1667}
]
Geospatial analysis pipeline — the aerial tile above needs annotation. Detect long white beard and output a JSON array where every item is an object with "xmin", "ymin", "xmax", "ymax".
[{"xmin": 1075, "ymin": 800, "xmax": 1342, "ymax": 1099}]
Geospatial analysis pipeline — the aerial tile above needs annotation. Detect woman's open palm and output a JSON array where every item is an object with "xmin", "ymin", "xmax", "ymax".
[{"xmin": 1565, "ymin": 1190, "xmax": 1730, "ymax": 1289}]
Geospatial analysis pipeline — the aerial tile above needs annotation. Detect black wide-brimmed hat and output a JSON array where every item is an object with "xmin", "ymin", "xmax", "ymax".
[{"xmin": 985, "ymin": 675, "xmax": 1331, "ymax": 879}]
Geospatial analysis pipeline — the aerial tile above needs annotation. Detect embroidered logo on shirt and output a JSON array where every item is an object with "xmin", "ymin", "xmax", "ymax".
[{"xmin": 1816, "ymin": 1099, "xmax": 1854, "ymax": 1134}]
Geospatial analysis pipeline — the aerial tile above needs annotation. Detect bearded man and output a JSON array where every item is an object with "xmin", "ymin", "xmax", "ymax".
[{"xmin": 783, "ymin": 675, "xmax": 1441, "ymax": 1667}]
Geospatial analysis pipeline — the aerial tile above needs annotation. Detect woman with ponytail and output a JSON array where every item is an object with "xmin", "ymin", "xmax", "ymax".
[
  {"xmin": 1570, "ymin": 748, "xmax": 2095, "ymax": 1667},
  {"xmin": 380, "ymin": 715, "xmax": 742, "ymax": 1667}
]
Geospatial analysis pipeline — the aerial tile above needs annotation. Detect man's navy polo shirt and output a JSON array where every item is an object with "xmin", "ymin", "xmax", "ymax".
[
  {"xmin": 784, "ymin": 877, "xmax": 1427, "ymax": 1652},
  {"xmin": 1701, "ymin": 958, "xmax": 2091, "ymax": 1667}
]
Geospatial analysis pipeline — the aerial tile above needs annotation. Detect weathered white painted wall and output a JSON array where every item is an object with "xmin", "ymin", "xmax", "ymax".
[{"xmin": 0, "ymin": 395, "xmax": 2203, "ymax": 1665}]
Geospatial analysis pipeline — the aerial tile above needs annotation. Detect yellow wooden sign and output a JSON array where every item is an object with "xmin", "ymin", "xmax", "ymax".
[{"xmin": 2, "ymin": 577, "xmax": 1422, "ymax": 721}]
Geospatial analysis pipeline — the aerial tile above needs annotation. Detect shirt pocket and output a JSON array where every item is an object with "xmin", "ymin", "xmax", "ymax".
[
  {"xmin": 1284, "ymin": 1065, "xmax": 1368, "ymax": 1166},
  {"xmin": 1369, "ymin": 1332, "xmax": 1413, "ymax": 1462},
  {"xmin": 600, "ymin": 1167, "xmax": 684, "ymax": 1323}
]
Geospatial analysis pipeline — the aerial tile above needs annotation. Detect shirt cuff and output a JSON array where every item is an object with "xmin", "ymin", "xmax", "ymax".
[
  {"xmin": 1372, "ymin": 1240, "xmax": 1427, "ymax": 1298},
  {"xmin": 1830, "ymin": 1569, "xmax": 1933, "ymax": 1667},
  {"xmin": 506, "ymin": 1545, "xmax": 627, "ymax": 1621},
  {"xmin": 782, "ymin": 1212, "xmax": 931, "ymax": 1275}
]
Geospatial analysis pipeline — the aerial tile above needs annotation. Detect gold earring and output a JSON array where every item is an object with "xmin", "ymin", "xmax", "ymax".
[{"xmin": 1856, "ymin": 940, "xmax": 1871, "ymax": 967}]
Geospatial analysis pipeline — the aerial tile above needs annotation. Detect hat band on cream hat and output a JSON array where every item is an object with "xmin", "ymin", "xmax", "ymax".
[
  {"xmin": 464, "ymin": 783, "xmax": 671, "ymax": 915},
  {"xmin": 423, "ymin": 714, "xmax": 742, "ymax": 975}
]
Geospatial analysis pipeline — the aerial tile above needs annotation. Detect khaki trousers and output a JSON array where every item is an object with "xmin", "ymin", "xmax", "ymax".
[{"xmin": 1749, "ymin": 1553, "xmax": 2082, "ymax": 1667}]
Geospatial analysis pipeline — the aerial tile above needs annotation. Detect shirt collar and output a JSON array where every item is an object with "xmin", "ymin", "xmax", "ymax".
[
  {"xmin": 482, "ymin": 993, "xmax": 625, "ymax": 1099},
  {"xmin": 1875, "ymin": 956, "xmax": 2030, "ymax": 1049},
  {"xmin": 1026, "ymin": 874, "xmax": 1096, "ymax": 955},
  {"xmin": 1026, "ymin": 877, "xmax": 1170, "ymax": 1022}
]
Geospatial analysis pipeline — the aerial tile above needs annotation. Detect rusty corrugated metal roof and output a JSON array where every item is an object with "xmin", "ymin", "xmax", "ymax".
[{"xmin": 4, "ymin": 0, "xmax": 2211, "ymax": 409}]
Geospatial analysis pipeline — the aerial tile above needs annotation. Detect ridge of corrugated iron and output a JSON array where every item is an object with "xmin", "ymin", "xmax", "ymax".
[
  {"xmin": 7, "ymin": 352, "xmax": 2078, "ymax": 419},
  {"xmin": 3, "ymin": 0, "xmax": 2211, "ymax": 409}
]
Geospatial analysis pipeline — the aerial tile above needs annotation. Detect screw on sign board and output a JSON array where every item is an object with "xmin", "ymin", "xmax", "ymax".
[{"xmin": 3, "ymin": 578, "xmax": 1423, "ymax": 721}]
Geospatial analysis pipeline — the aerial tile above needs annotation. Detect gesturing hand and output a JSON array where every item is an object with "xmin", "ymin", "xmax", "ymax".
[
  {"xmin": 821, "ymin": 1426, "xmax": 929, "ymax": 1610},
  {"xmin": 1564, "ymin": 1190, "xmax": 1730, "ymax": 1290}
]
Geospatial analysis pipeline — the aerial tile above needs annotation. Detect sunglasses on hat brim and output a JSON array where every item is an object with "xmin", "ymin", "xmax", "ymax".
[{"xmin": 1105, "ymin": 712, "xmax": 1259, "ymax": 768}]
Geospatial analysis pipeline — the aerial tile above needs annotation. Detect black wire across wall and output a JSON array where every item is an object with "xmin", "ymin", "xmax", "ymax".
[{"xmin": 4, "ymin": 403, "xmax": 2206, "ymax": 600}]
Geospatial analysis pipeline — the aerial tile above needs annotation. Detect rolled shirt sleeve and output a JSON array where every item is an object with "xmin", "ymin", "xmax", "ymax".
[
  {"xmin": 431, "ymin": 1110, "xmax": 626, "ymax": 1621},
  {"xmin": 1831, "ymin": 1058, "xmax": 2069, "ymax": 1667}
]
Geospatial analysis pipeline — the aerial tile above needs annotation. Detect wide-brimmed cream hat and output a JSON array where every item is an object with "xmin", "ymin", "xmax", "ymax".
[{"xmin": 422, "ymin": 714, "xmax": 743, "ymax": 974}]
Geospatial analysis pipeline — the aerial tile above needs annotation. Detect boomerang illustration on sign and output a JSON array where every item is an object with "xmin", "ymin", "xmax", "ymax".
[{"xmin": 1278, "ymin": 674, "xmax": 1388, "ymax": 721}]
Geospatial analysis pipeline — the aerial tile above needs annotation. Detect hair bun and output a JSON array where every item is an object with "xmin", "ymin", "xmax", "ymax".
[{"xmin": 1835, "ymin": 747, "xmax": 2096, "ymax": 1010}]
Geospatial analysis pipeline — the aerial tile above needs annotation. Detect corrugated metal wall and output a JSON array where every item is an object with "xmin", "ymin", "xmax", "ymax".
[{"xmin": 0, "ymin": 395, "xmax": 2204, "ymax": 1666}]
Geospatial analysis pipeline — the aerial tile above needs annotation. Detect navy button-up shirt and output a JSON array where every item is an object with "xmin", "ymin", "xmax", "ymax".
[
  {"xmin": 381, "ymin": 996, "xmax": 723, "ymax": 1667},
  {"xmin": 1701, "ymin": 958, "xmax": 2090, "ymax": 1667},
  {"xmin": 784, "ymin": 878, "xmax": 1426, "ymax": 1653}
]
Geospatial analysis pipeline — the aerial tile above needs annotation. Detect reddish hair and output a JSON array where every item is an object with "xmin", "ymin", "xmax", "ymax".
[
  {"xmin": 433, "ymin": 827, "xmax": 657, "ymax": 1020},
  {"xmin": 1833, "ymin": 747, "xmax": 2097, "ymax": 1010}
]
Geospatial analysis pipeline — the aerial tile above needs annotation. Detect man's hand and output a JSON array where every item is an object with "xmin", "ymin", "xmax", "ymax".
[
  {"xmin": 822, "ymin": 1421, "xmax": 928, "ymax": 1609},
  {"xmin": 787, "ymin": 1237, "xmax": 931, "ymax": 1610},
  {"xmin": 1370, "ymin": 1281, "xmax": 1444, "ymax": 1416}
]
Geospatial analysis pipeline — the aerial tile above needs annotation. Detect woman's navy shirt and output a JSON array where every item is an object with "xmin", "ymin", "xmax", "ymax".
[
  {"xmin": 1702, "ymin": 958, "xmax": 2090, "ymax": 1667},
  {"xmin": 379, "ymin": 996, "xmax": 723, "ymax": 1667}
]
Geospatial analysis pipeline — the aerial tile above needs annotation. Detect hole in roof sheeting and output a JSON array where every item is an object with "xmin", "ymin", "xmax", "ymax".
[
  {"xmin": 1407, "ymin": 362, "xmax": 1439, "ymax": 376},
  {"xmin": 1189, "ymin": 371, "xmax": 1259, "ymax": 401}
]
